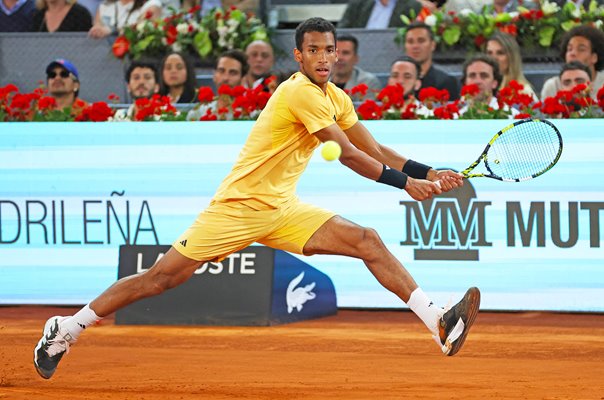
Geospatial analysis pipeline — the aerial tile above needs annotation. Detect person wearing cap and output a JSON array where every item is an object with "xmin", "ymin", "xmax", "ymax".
[{"xmin": 45, "ymin": 58, "xmax": 88, "ymax": 114}]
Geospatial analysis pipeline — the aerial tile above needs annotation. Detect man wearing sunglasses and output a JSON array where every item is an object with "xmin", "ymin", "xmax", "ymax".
[{"xmin": 45, "ymin": 58, "xmax": 87, "ymax": 114}]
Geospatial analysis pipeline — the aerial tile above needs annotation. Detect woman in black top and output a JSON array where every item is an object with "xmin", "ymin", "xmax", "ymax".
[
  {"xmin": 159, "ymin": 52, "xmax": 198, "ymax": 104},
  {"xmin": 32, "ymin": 0, "xmax": 92, "ymax": 32}
]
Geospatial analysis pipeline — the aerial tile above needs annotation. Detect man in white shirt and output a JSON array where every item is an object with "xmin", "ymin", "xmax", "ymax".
[
  {"xmin": 187, "ymin": 49, "xmax": 249, "ymax": 120},
  {"xmin": 458, "ymin": 53, "xmax": 518, "ymax": 117},
  {"xmin": 113, "ymin": 60, "xmax": 160, "ymax": 121}
]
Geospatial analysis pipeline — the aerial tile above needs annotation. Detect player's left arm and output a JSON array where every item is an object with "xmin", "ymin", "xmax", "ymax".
[{"xmin": 343, "ymin": 121, "xmax": 463, "ymax": 192}]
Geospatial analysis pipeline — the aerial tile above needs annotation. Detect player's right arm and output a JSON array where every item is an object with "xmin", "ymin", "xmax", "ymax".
[
  {"xmin": 313, "ymin": 123, "xmax": 440, "ymax": 201},
  {"xmin": 343, "ymin": 121, "xmax": 463, "ymax": 194}
]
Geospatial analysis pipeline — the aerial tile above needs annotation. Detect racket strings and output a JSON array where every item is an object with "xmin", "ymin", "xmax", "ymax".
[{"xmin": 486, "ymin": 121, "xmax": 561, "ymax": 180}]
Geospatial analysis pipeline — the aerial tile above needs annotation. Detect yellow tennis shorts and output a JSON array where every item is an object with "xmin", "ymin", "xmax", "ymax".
[{"xmin": 173, "ymin": 199, "xmax": 335, "ymax": 262}]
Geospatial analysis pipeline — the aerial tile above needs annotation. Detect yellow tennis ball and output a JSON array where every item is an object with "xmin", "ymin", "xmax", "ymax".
[{"xmin": 321, "ymin": 140, "xmax": 341, "ymax": 161}]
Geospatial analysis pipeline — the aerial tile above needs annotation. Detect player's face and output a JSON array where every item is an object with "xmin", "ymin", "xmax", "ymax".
[
  {"xmin": 246, "ymin": 42, "xmax": 274, "ymax": 79},
  {"xmin": 404, "ymin": 28, "xmax": 435, "ymax": 65},
  {"xmin": 486, "ymin": 40, "xmax": 509, "ymax": 75},
  {"xmin": 560, "ymin": 69, "xmax": 591, "ymax": 90},
  {"xmin": 565, "ymin": 36, "xmax": 597, "ymax": 69},
  {"xmin": 294, "ymin": 31, "xmax": 337, "ymax": 90},
  {"xmin": 214, "ymin": 56, "xmax": 243, "ymax": 88},
  {"xmin": 334, "ymin": 40, "xmax": 357, "ymax": 75},
  {"xmin": 162, "ymin": 54, "xmax": 187, "ymax": 87},
  {"xmin": 388, "ymin": 61, "xmax": 420, "ymax": 96},
  {"xmin": 128, "ymin": 67, "xmax": 159, "ymax": 99},
  {"xmin": 464, "ymin": 61, "xmax": 499, "ymax": 100}
]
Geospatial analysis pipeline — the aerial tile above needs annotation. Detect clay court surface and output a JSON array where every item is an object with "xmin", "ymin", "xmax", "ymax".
[{"xmin": 1, "ymin": 307, "xmax": 603, "ymax": 400}]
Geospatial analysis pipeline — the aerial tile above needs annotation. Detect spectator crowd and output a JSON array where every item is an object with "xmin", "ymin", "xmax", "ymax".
[{"xmin": 2, "ymin": 0, "xmax": 604, "ymax": 121}]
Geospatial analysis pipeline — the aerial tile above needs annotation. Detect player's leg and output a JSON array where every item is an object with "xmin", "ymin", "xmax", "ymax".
[
  {"xmin": 260, "ymin": 204, "xmax": 441, "ymax": 333},
  {"xmin": 34, "ymin": 248, "xmax": 202, "ymax": 379},
  {"xmin": 34, "ymin": 202, "xmax": 265, "ymax": 379},
  {"xmin": 302, "ymin": 215, "xmax": 480, "ymax": 356},
  {"xmin": 93, "ymin": 247, "xmax": 202, "ymax": 316},
  {"xmin": 303, "ymin": 216, "xmax": 421, "ymax": 304}
]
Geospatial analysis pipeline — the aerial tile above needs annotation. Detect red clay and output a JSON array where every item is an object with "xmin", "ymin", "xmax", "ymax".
[{"xmin": 1, "ymin": 306, "xmax": 603, "ymax": 399}]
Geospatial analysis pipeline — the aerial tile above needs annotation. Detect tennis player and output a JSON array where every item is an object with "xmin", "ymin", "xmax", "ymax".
[{"xmin": 34, "ymin": 17, "xmax": 480, "ymax": 379}]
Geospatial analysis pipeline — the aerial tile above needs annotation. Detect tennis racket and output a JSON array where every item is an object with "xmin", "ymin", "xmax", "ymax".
[{"xmin": 437, "ymin": 118, "xmax": 563, "ymax": 186}]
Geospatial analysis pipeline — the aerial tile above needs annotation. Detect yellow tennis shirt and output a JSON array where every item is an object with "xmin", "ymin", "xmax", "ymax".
[{"xmin": 212, "ymin": 72, "xmax": 359, "ymax": 209}]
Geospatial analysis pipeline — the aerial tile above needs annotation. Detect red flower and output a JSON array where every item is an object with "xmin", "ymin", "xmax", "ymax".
[
  {"xmin": 75, "ymin": 102, "xmax": 114, "ymax": 122},
  {"xmin": 474, "ymin": 35, "xmax": 486, "ymax": 48},
  {"xmin": 133, "ymin": 94, "xmax": 177, "ymax": 121},
  {"xmin": 112, "ymin": 36, "xmax": 130, "ymax": 58},
  {"xmin": 166, "ymin": 25, "xmax": 178, "ymax": 45},
  {"xmin": 515, "ymin": 112, "xmax": 532, "ymax": 119},
  {"xmin": 418, "ymin": 87, "xmax": 449, "ymax": 103},
  {"xmin": 433, "ymin": 101, "xmax": 459, "ymax": 120},
  {"xmin": 498, "ymin": 24, "xmax": 517, "ymax": 36},
  {"xmin": 378, "ymin": 84, "xmax": 405, "ymax": 109},
  {"xmin": 10, "ymin": 93, "xmax": 35, "ymax": 110},
  {"xmin": 32, "ymin": 88, "xmax": 45, "ymax": 97},
  {"xmin": 400, "ymin": 103, "xmax": 418, "ymax": 119},
  {"xmin": 416, "ymin": 7, "xmax": 432, "ymax": 22},
  {"xmin": 597, "ymin": 86, "xmax": 604, "ymax": 111},
  {"xmin": 350, "ymin": 83, "xmax": 369, "ymax": 97},
  {"xmin": 229, "ymin": 86, "xmax": 270, "ymax": 117},
  {"xmin": 356, "ymin": 100, "xmax": 382, "ymax": 120},
  {"xmin": 539, "ymin": 97, "xmax": 567, "ymax": 117},
  {"xmin": 230, "ymin": 85, "xmax": 246, "ymax": 98},
  {"xmin": 37, "ymin": 96, "xmax": 56, "ymax": 111},
  {"xmin": 497, "ymin": 80, "xmax": 534, "ymax": 114},
  {"xmin": 0, "ymin": 84, "xmax": 18, "ymax": 101},
  {"xmin": 107, "ymin": 93, "xmax": 120, "ymax": 102},
  {"xmin": 188, "ymin": 5, "xmax": 201, "ymax": 14},
  {"xmin": 197, "ymin": 86, "xmax": 215, "ymax": 103},
  {"xmin": 461, "ymin": 84, "xmax": 480, "ymax": 98},
  {"xmin": 200, "ymin": 108, "xmax": 217, "ymax": 121},
  {"xmin": 217, "ymin": 84, "xmax": 232, "ymax": 97}
]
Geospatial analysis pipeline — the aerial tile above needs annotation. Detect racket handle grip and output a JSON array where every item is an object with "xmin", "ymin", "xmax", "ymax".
[{"xmin": 434, "ymin": 180, "xmax": 441, "ymax": 189}]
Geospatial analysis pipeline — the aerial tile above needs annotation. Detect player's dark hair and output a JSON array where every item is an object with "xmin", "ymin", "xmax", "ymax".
[
  {"xmin": 560, "ymin": 25, "xmax": 604, "ymax": 71},
  {"xmin": 125, "ymin": 59, "xmax": 159, "ymax": 83},
  {"xmin": 337, "ymin": 34, "xmax": 358, "ymax": 54},
  {"xmin": 461, "ymin": 53, "xmax": 503, "ymax": 91},
  {"xmin": 295, "ymin": 17, "xmax": 336, "ymax": 51},
  {"xmin": 217, "ymin": 49, "xmax": 250, "ymax": 77},
  {"xmin": 559, "ymin": 61, "xmax": 592, "ymax": 79}
]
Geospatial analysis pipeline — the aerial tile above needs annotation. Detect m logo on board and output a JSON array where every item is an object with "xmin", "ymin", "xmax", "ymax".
[{"xmin": 400, "ymin": 179, "xmax": 492, "ymax": 261}]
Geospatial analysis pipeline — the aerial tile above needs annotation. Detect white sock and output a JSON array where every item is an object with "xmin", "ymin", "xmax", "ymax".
[
  {"xmin": 407, "ymin": 288, "xmax": 441, "ymax": 336},
  {"xmin": 61, "ymin": 303, "xmax": 102, "ymax": 341}
]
